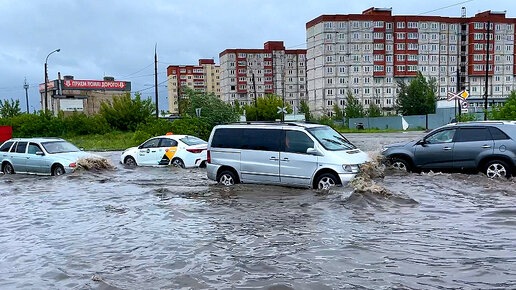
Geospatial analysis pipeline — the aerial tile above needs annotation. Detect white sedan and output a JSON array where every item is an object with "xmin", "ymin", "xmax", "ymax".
[{"xmin": 121, "ymin": 134, "xmax": 207, "ymax": 168}]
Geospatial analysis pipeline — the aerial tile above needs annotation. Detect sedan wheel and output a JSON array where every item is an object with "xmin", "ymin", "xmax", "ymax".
[
  {"xmin": 485, "ymin": 161, "xmax": 510, "ymax": 179},
  {"xmin": 172, "ymin": 158, "xmax": 185, "ymax": 168},
  {"xmin": 392, "ymin": 161, "xmax": 407, "ymax": 171},
  {"xmin": 53, "ymin": 165, "xmax": 65, "ymax": 176},
  {"xmin": 3, "ymin": 163, "xmax": 14, "ymax": 174},
  {"xmin": 124, "ymin": 156, "xmax": 137, "ymax": 166}
]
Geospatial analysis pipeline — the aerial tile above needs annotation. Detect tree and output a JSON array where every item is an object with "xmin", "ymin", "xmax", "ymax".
[
  {"xmin": 100, "ymin": 92, "xmax": 154, "ymax": 131},
  {"xmin": 233, "ymin": 101, "xmax": 244, "ymax": 115},
  {"xmin": 490, "ymin": 91, "xmax": 516, "ymax": 120},
  {"xmin": 244, "ymin": 94, "xmax": 291, "ymax": 121},
  {"xmin": 299, "ymin": 100, "xmax": 312, "ymax": 121},
  {"xmin": 0, "ymin": 99, "xmax": 22, "ymax": 118},
  {"xmin": 396, "ymin": 72, "xmax": 437, "ymax": 115},
  {"xmin": 181, "ymin": 87, "xmax": 239, "ymax": 125},
  {"xmin": 344, "ymin": 91, "xmax": 365, "ymax": 118},
  {"xmin": 367, "ymin": 103, "xmax": 382, "ymax": 117},
  {"xmin": 332, "ymin": 104, "xmax": 343, "ymax": 120}
]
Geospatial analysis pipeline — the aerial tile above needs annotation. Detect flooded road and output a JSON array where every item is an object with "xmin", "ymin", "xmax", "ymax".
[{"xmin": 1, "ymin": 132, "xmax": 516, "ymax": 289}]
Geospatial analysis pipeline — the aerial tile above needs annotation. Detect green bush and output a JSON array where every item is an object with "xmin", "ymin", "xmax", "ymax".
[
  {"xmin": 134, "ymin": 117, "xmax": 212, "ymax": 141},
  {"xmin": 100, "ymin": 92, "xmax": 154, "ymax": 131}
]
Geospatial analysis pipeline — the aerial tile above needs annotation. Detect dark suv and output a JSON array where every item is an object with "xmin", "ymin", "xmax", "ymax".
[{"xmin": 382, "ymin": 121, "xmax": 516, "ymax": 178}]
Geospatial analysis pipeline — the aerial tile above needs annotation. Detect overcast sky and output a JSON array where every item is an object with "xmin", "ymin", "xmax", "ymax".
[{"xmin": 1, "ymin": 0, "xmax": 515, "ymax": 112}]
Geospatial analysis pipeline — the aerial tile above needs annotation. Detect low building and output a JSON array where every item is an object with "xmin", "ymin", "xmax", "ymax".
[
  {"xmin": 219, "ymin": 41, "xmax": 308, "ymax": 109},
  {"xmin": 167, "ymin": 59, "xmax": 221, "ymax": 114},
  {"xmin": 39, "ymin": 75, "xmax": 131, "ymax": 115}
]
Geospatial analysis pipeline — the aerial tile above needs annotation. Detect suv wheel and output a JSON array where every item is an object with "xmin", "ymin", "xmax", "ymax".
[
  {"xmin": 217, "ymin": 170, "xmax": 237, "ymax": 186},
  {"xmin": 484, "ymin": 160, "xmax": 512, "ymax": 179},
  {"xmin": 390, "ymin": 157, "xmax": 411, "ymax": 172}
]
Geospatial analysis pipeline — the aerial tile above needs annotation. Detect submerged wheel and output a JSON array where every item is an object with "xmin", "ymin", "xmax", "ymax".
[
  {"xmin": 124, "ymin": 156, "xmax": 137, "ymax": 166},
  {"xmin": 390, "ymin": 157, "xmax": 411, "ymax": 172},
  {"xmin": 316, "ymin": 173, "xmax": 339, "ymax": 190},
  {"xmin": 172, "ymin": 158, "xmax": 185, "ymax": 168},
  {"xmin": 3, "ymin": 162, "xmax": 14, "ymax": 174},
  {"xmin": 52, "ymin": 164, "xmax": 65, "ymax": 176},
  {"xmin": 217, "ymin": 170, "xmax": 237, "ymax": 186},
  {"xmin": 484, "ymin": 160, "xmax": 511, "ymax": 179}
]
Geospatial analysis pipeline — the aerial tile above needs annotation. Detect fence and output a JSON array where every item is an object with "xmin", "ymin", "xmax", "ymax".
[{"xmin": 348, "ymin": 108, "xmax": 484, "ymax": 130}]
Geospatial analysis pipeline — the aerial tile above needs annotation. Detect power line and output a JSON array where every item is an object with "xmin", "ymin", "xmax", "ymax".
[{"xmin": 119, "ymin": 63, "xmax": 154, "ymax": 79}]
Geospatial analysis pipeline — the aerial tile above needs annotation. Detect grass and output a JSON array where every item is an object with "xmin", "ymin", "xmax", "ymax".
[{"xmin": 66, "ymin": 131, "xmax": 139, "ymax": 151}]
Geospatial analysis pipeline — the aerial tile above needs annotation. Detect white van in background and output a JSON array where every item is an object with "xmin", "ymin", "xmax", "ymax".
[{"xmin": 206, "ymin": 122, "xmax": 369, "ymax": 189}]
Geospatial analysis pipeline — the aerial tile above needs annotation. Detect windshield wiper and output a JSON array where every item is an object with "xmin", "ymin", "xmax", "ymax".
[
  {"xmin": 322, "ymin": 138, "xmax": 343, "ymax": 145},
  {"xmin": 333, "ymin": 135, "xmax": 356, "ymax": 149}
]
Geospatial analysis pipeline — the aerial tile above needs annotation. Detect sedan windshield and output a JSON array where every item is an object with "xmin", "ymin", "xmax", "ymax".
[
  {"xmin": 307, "ymin": 126, "xmax": 356, "ymax": 151},
  {"xmin": 41, "ymin": 141, "xmax": 80, "ymax": 154},
  {"xmin": 180, "ymin": 136, "xmax": 206, "ymax": 146}
]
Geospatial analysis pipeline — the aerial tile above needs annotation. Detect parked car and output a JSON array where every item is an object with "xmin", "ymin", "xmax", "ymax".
[
  {"xmin": 382, "ymin": 121, "xmax": 516, "ymax": 178},
  {"xmin": 121, "ymin": 134, "xmax": 207, "ymax": 168},
  {"xmin": 206, "ymin": 122, "xmax": 369, "ymax": 189},
  {"xmin": 0, "ymin": 138, "xmax": 94, "ymax": 176}
]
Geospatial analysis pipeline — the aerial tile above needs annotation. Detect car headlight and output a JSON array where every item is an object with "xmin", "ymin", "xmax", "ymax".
[{"xmin": 342, "ymin": 164, "xmax": 359, "ymax": 173}]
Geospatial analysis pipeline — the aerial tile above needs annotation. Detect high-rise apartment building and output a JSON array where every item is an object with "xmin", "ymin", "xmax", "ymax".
[
  {"xmin": 219, "ymin": 41, "xmax": 308, "ymax": 109},
  {"xmin": 306, "ymin": 8, "xmax": 516, "ymax": 116},
  {"xmin": 167, "ymin": 59, "xmax": 221, "ymax": 114}
]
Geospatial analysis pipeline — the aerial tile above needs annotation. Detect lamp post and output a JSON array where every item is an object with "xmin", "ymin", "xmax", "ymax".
[
  {"xmin": 44, "ymin": 48, "xmax": 60, "ymax": 111},
  {"xmin": 23, "ymin": 78, "xmax": 29, "ymax": 113}
]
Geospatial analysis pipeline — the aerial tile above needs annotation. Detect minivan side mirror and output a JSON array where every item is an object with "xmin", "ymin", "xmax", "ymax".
[{"xmin": 306, "ymin": 148, "xmax": 320, "ymax": 155}]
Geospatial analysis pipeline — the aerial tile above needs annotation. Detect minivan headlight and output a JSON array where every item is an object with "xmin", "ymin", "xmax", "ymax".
[{"xmin": 342, "ymin": 164, "xmax": 359, "ymax": 173}]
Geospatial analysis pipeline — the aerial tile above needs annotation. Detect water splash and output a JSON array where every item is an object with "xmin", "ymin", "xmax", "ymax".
[
  {"xmin": 77, "ymin": 156, "xmax": 116, "ymax": 171},
  {"xmin": 350, "ymin": 154, "xmax": 392, "ymax": 196}
]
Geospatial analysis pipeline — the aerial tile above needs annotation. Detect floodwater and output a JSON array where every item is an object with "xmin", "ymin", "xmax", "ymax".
[{"xmin": 1, "ymin": 132, "xmax": 516, "ymax": 289}]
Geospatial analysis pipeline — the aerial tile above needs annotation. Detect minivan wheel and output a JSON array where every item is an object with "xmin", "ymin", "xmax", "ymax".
[
  {"xmin": 484, "ymin": 160, "xmax": 511, "ymax": 179},
  {"xmin": 390, "ymin": 157, "xmax": 411, "ymax": 172},
  {"xmin": 217, "ymin": 170, "xmax": 237, "ymax": 186},
  {"xmin": 3, "ymin": 163, "xmax": 14, "ymax": 174},
  {"xmin": 316, "ymin": 173, "xmax": 339, "ymax": 190}
]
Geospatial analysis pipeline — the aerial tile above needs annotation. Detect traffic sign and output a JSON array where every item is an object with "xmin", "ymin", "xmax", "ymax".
[{"xmin": 277, "ymin": 106, "xmax": 287, "ymax": 114}]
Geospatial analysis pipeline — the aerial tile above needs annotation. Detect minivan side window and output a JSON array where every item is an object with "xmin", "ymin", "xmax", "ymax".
[
  {"xmin": 488, "ymin": 127, "xmax": 510, "ymax": 140},
  {"xmin": 242, "ymin": 129, "xmax": 281, "ymax": 151},
  {"xmin": 211, "ymin": 128, "xmax": 244, "ymax": 149},
  {"xmin": 456, "ymin": 127, "xmax": 491, "ymax": 142},
  {"xmin": 284, "ymin": 130, "xmax": 314, "ymax": 154},
  {"xmin": 0, "ymin": 141, "xmax": 13, "ymax": 152},
  {"xmin": 15, "ymin": 142, "xmax": 28, "ymax": 153}
]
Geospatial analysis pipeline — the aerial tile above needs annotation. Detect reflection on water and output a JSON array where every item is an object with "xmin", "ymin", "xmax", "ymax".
[{"xmin": 1, "ymin": 148, "xmax": 516, "ymax": 289}]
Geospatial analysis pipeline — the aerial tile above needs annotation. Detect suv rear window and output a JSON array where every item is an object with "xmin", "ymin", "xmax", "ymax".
[
  {"xmin": 488, "ymin": 127, "xmax": 510, "ymax": 140},
  {"xmin": 456, "ymin": 127, "xmax": 491, "ymax": 142}
]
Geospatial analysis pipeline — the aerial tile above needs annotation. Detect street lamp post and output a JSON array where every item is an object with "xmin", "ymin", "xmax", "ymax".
[{"xmin": 44, "ymin": 48, "xmax": 60, "ymax": 111}]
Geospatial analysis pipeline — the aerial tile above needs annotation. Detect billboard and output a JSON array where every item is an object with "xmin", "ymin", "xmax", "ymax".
[
  {"xmin": 60, "ymin": 99, "xmax": 84, "ymax": 111},
  {"xmin": 63, "ymin": 80, "xmax": 128, "ymax": 90}
]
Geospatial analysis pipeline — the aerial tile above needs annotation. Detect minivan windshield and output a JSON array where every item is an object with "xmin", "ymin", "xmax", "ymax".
[
  {"xmin": 41, "ymin": 141, "xmax": 80, "ymax": 154},
  {"xmin": 307, "ymin": 126, "xmax": 356, "ymax": 151}
]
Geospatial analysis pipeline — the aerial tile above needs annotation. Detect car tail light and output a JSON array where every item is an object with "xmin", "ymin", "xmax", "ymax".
[
  {"xmin": 69, "ymin": 162, "xmax": 77, "ymax": 168},
  {"xmin": 186, "ymin": 148, "xmax": 204, "ymax": 154},
  {"xmin": 207, "ymin": 150, "xmax": 211, "ymax": 163}
]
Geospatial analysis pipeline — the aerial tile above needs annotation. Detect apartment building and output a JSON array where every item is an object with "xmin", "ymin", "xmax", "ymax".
[
  {"xmin": 306, "ymin": 8, "xmax": 516, "ymax": 116},
  {"xmin": 219, "ymin": 41, "xmax": 308, "ymax": 109},
  {"xmin": 167, "ymin": 59, "xmax": 221, "ymax": 114}
]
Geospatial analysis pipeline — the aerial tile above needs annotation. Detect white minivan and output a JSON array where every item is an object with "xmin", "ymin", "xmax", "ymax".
[{"xmin": 206, "ymin": 122, "xmax": 369, "ymax": 189}]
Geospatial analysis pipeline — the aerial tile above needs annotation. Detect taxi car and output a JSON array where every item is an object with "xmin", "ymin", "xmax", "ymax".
[{"xmin": 121, "ymin": 134, "xmax": 207, "ymax": 168}]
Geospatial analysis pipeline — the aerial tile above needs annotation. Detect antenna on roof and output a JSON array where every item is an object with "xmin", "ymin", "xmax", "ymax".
[{"xmin": 461, "ymin": 7, "xmax": 466, "ymax": 18}]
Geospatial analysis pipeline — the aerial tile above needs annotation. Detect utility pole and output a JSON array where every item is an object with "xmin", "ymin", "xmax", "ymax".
[
  {"xmin": 484, "ymin": 21, "xmax": 491, "ymax": 120},
  {"xmin": 456, "ymin": 67, "xmax": 461, "ymax": 118},
  {"xmin": 23, "ymin": 78, "xmax": 29, "ymax": 113},
  {"xmin": 154, "ymin": 43, "xmax": 159, "ymax": 119}
]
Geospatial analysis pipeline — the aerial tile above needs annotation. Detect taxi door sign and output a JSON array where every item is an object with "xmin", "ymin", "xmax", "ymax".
[{"xmin": 158, "ymin": 146, "xmax": 178, "ymax": 165}]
